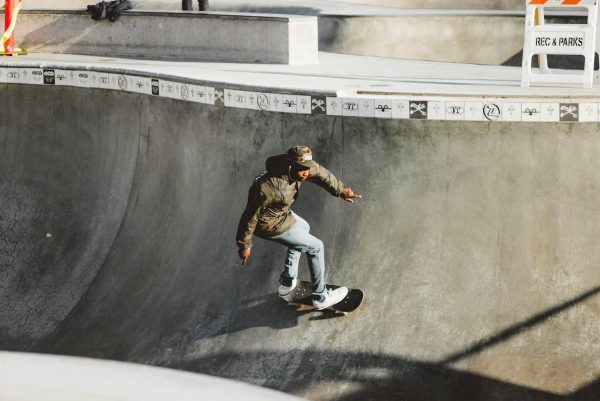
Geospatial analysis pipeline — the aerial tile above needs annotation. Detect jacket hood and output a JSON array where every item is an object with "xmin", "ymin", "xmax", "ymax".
[{"xmin": 265, "ymin": 154, "xmax": 289, "ymax": 175}]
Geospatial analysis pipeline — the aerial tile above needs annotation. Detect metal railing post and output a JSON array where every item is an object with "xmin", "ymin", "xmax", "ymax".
[{"xmin": 4, "ymin": 0, "xmax": 13, "ymax": 53}]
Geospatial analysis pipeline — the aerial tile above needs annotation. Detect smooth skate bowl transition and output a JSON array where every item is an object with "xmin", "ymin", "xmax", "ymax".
[{"xmin": 1, "ymin": 71, "xmax": 599, "ymax": 399}]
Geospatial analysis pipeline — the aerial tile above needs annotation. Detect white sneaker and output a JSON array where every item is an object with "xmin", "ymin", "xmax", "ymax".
[
  {"xmin": 312, "ymin": 287, "xmax": 348, "ymax": 310},
  {"xmin": 278, "ymin": 278, "xmax": 298, "ymax": 299}
]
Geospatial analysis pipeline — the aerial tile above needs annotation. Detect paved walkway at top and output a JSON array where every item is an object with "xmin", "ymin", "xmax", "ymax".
[{"xmin": 3, "ymin": 52, "xmax": 599, "ymax": 98}]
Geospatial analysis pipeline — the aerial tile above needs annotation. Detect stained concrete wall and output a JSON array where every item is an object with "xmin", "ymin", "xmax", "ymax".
[
  {"xmin": 8, "ymin": 10, "xmax": 318, "ymax": 64},
  {"xmin": 1, "ymin": 82, "xmax": 598, "ymax": 400}
]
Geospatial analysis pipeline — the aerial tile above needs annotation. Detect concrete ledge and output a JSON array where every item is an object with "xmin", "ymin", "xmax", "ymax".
[
  {"xmin": 8, "ymin": 10, "xmax": 318, "ymax": 64},
  {"xmin": 0, "ymin": 352, "xmax": 305, "ymax": 400}
]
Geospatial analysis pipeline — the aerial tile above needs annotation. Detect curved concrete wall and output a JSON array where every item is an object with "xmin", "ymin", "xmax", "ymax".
[{"xmin": 0, "ymin": 79, "xmax": 598, "ymax": 401}]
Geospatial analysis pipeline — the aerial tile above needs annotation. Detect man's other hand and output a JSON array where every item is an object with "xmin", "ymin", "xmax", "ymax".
[
  {"xmin": 341, "ymin": 187, "xmax": 363, "ymax": 203},
  {"xmin": 239, "ymin": 249, "xmax": 251, "ymax": 266}
]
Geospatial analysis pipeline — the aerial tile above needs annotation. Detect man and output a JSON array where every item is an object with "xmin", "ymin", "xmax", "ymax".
[{"xmin": 236, "ymin": 146, "xmax": 362, "ymax": 310}]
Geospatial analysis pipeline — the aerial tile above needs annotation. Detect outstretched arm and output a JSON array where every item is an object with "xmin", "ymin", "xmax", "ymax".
[{"xmin": 309, "ymin": 163, "xmax": 363, "ymax": 202}]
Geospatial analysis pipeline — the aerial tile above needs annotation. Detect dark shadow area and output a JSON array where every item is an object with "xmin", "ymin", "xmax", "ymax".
[
  {"xmin": 442, "ymin": 286, "xmax": 600, "ymax": 365},
  {"xmin": 503, "ymin": 50, "xmax": 599, "ymax": 70},
  {"xmin": 169, "ymin": 350, "xmax": 598, "ymax": 401}
]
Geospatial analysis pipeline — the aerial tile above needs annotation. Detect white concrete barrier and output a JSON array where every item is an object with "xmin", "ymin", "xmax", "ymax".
[
  {"xmin": 8, "ymin": 10, "xmax": 318, "ymax": 64},
  {"xmin": 0, "ymin": 352, "xmax": 305, "ymax": 401}
]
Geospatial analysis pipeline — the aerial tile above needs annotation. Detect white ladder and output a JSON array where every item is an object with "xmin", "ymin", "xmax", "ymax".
[{"xmin": 521, "ymin": 0, "xmax": 598, "ymax": 88}]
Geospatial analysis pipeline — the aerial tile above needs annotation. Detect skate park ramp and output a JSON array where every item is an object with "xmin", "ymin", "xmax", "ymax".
[{"xmin": 0, "ymin": 78, "xmax": 599, "ymax": 401}]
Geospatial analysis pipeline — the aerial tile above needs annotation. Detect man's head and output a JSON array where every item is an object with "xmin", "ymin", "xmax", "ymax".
[{"xmin": 287, "ymin": 145, "xmax": 316, "ymax": 182}]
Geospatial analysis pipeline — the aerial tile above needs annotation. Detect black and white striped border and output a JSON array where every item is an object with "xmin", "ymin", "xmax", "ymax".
[{"xmin": 0, "ymin": 67, "xmax": 596, "ymax": 123}]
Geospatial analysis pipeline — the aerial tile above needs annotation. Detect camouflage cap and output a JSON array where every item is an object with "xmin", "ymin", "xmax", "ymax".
[{"xmin": 286, "ymin": 146, "xmax": 317, "ymax": 169}]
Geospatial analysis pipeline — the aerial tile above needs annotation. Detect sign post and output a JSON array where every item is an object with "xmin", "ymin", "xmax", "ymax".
[
  {"xmin": 521, "ymin": 0, "xmax": 598, "ymax": 88},
  {"xmin": 1, "ymin": 0, "xmax": 26, "ymax": 56},
  {"xmin": 3, "ymin": 0, "xmax": 14, "ymax": 53}
]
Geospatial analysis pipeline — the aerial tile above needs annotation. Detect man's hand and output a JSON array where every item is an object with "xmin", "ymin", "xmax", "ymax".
[
  {"xmin": 341, "ymin": 186, "xmax": 363, "ymax": 203},
  {"xmin": 239, "ymin": 248, "xmax": 251, "ymax": 266}
]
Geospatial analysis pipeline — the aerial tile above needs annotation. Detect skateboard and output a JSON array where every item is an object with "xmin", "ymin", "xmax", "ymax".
[{"xmin": 283, "ymin": 280, "xmax": 364, "ymax": 315}]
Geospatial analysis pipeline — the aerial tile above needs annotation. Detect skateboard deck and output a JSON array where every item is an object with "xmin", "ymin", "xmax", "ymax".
[{"xmin": 284, "ymin": 280, "xmax": 364, "ymax": 314}]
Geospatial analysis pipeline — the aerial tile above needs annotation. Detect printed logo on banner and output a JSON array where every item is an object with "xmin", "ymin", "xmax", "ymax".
[
  {"xmin": 579, "ymin": 103, "xmax": 598, "ymax": 122},
  {"xmin": 271, "ymin": 96, "xmax": 281, "ymax": 110},
  {"xmin": 523, "ymin": 106, "xmax": 540, "ymax": 117},
  {"xmin": 374, "ymin": 101, "xmax": 392, "ymax": 119},
  {"xmin": 151, "ymin": 79, "xmax": 160, "ymax": 95},
  {"xmin": 559, "ymin": 103, "xmax": 579, "ymax": 122},
  {"xmin": 298, "ymin": 97, "xmax": 310, "ymax": 113},
  {"xmin": 409, "ymin": 101, "xmax": 427, "ymax": 119},
  {"xmin": 376, "ymin": 104, "xmax": 391, "ymax": 113},
  {"xmin": 483, "ymin": 103, "xmax": 501, "ymax": 121},
  {"xmin": 205, "ymin": 87, "xmax": 215, "ymax": 104},
  {"xmin": 392, "ymin": 100, "xmax": 409, "ymax": 119},
  {"xmin": 428, "ymin": 102, "xmax": 445, "ymax": 119},
  {"xmin": 118, "ymin": 75, "xmax": 128, "ymax": 90},
  {"xmin": 235, "ymin": 92, "xmax": 245, "ymax": 105},
  {"xmin": 247, "ymin": 93, "xmax": 255, "ymax": 105},
  {"xmin": 194, "ymin": 86, "xmax": 206, "ymax": 102},
  {"xmin": 247, "ymin": 93, "xmax": 256, "ymax": 108},
  {"xmin": 541, "ymin": 103, "xmax": 558, "ymax": 122},
  {"xmin": 214, "ymin": 88, "xmax": 224, "ymax": 107},
  {"xmin": 342, "ymin": 102, "xmax": 358, "ymax": 111},
  {"xmin": 283, "ymin": 99, "xmax": 296, "ymax": 108},
  {"xmin": 257, "ymin": 94, "xmax": 269, "ymax": 111},
  {"xmin": 164, "ymin": 83, "xmax": 175, "ymax": 97},
  {"xmin": 180, "ymin": 84, "xmax": 190, "ymax": 100},
  {"xmin": 7, "ymin": 70, "xmax": 19, "ymax": 81},
  {"xmin": 31, "ymin": 70, "xmax": 44, "ymax": 83},
  {"xmin": 326, "ymin": 98, "xmax": 342, "ymax": 116},
  {"xmin": 56, "ymin": 71, "xmax": 67, "ymax": 83},
  {"xmin": 225, "ymin": 90, "xmax": 234, "ymax": 106},
  {"xmin": 502, "ymin": 103, "xmax": 521, "ymax": 121},
  {"xmin": 446, "ymin": 105, "xmax": 464, "ymax": 115},
  {"xmin": 360, "ymin": 100, "xmax": 373, "ymax": 116},
  {"xmin": 98, "ymin": 74, "xmax": 109, "ymax": 85},
  {"xmin": 43, "ymin": 69, "xmax": 55, "ymax": 85},
  {"xmin": 78, "ymin": 72, "xmax": 89, "ymax": 86}
]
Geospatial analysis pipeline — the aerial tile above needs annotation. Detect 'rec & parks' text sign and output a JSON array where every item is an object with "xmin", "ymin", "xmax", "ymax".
[{"xmin": 533, "ymin": 31, "xmax": 586, "ymax": 53}]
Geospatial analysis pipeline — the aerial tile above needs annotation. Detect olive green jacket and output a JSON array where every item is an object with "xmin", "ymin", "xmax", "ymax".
[{"xmin": 236, "ymin": 154, "xmax": 345, "ymax": 251}]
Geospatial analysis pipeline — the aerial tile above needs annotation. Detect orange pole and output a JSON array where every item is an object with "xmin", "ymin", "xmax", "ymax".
[{"xmin": 4, "ymin": 0, "xmax": 14, "ymax": 53}]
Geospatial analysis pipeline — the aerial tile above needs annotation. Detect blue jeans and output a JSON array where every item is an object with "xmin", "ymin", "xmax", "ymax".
[{"xmin": 267, "ymin": 212, "xmax": 326, "ymax": 297}]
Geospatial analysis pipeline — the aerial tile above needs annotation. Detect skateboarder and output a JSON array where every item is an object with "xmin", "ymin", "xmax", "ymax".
[{"xmin": 236, "ymin": 146, "xmax": 362, "ymax": 310}]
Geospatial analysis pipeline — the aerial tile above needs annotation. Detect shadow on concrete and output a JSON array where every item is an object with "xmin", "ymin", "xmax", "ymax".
[
  {"xmin": 442, "ymin": 286, "xmax": 600, "ymax": 365},
  {"xmin": 172, "ymin": 349, "xmax": 598, "ymax": 401}
]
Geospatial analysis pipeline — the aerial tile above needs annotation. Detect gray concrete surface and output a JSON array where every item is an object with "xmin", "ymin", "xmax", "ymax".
[
  {"xmin": 319, "ymin": 14, "xmax": 524, "ymax": 65},
  {"xmin": 0, "ymin": 80, "xmax": 598, "ymax": 401},
  {"xmin": 9, "ymin": 10, "xmax": 318, "ymax": 64},
  {"xmin": 0, "ymin": 351, "xmax": 304, "ymax": 400},
  {"xmin": 5, "ymin": 51, "xmax": 600, "ymax": 97},
  {"xmin": 23, "ymin": 0, "xmax": 526, "ymax": 11},
  {"xmin": 16, "ymin": 1, "xmax": 527, "ymax": 64}
]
